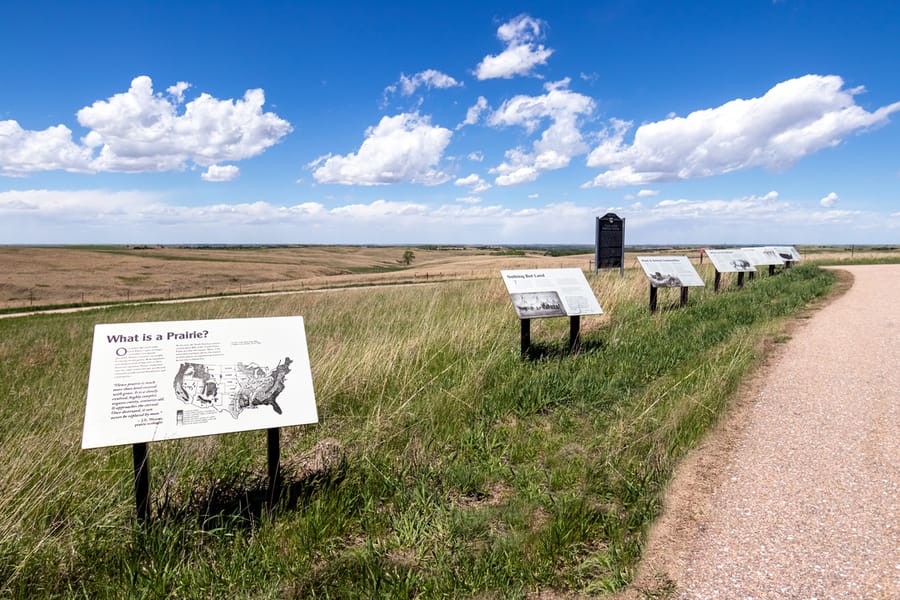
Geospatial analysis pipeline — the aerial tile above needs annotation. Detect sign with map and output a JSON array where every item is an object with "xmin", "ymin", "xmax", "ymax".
[
  {"xmin": 637, "ymin": 256, "xmax": 705, "ymax": 287},
  {"xmin": 501, "ymin": 268, "xmax": 603, "ymax": 319},
  {"xmin": 703, "ymin": 249, "xmax": 757, "ymax": 273},
  {"xmin": 82, "ymin": 316, "xmax": 317, "ymax": 449},
  {"xmin": 740, "ymin": 247, "xmax": 785, "ymax": 266}
]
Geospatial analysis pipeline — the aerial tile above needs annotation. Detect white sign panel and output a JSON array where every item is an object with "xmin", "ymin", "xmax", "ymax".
[
  {"xmin": 703, "ymin": 249, "xmax": 756, "ymax": 273},
  {"xmin": 637, "ymin": 256, "xmax": 705, "ymax": 288},
  {"xmin": 82, "ymin": 316, "xmax": 318, "ymax": 449},
  {"xmin": 740, "ymin": 247, "xmax": 784, "ymax": 266},
  {"xmin": 501, "ymin": 268, "xmax": 603, "ymax": 319},
  {"xmin": 773, "ymin": 246, "xmax": 802, "ymax": 261}
]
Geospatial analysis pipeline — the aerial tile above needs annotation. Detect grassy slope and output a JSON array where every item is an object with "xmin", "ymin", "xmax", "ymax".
[{"xmin": 0, "ymin": 265, "xmax": 834, "ymax": 598}]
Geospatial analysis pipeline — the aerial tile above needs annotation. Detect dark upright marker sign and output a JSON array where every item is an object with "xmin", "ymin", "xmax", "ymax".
[{"xmin": 595, "ymin": 212, "xmax": 625, "ymax": 276}]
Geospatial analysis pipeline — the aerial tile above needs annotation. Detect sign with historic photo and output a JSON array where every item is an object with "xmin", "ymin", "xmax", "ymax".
[
  {"xmin": 703, "ymin": 249, "xmax": 756, "ymax": 273},
  {"xmin": 773, "ymin": 246, "xmax": 802, "ymax": 261},
  {"xmin": 501, "ymin": 268, "xmax": 603, "ymax": 319},
  {"xmin": 637, "ymin": 256, "xmax": 705, "ymax": 288},
  {"xmin": 82, "ymin": 316, "xmax": 318, "ymax": 449},
  {"xmin": 740, "ymin": 247, "xmax": 785, "ymax": 266}
]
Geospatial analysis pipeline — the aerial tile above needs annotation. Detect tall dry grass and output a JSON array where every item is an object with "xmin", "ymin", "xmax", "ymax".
[{"xmin": 0, "ymin": 264, "xmax": 835, "ymax": 598}]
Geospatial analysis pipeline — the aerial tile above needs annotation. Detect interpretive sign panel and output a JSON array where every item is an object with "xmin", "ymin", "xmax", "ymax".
[
  {"xmin": 703, "ymin": 249, "xmax": 756, "ymax": 273},
  {"xmin": 774, "ymin": 246, "xmax": 802, "ymax": 262},
  {"xmin": 501, "ymin": 268, "xmax": 603, "ymax": 319},
  {"xmin": 741, "ymin": 247, "xmax": 784, "ymax": 266},
  {"xmin": 637, "ymin": 256, "xmax": 705, "ymax": 287},
  {"xmin": 82, "ymin": 316, "xmax": 317, "ymax": 449}
]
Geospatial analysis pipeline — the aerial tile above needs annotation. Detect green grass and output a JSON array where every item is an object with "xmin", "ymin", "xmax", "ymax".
[{"xmin": 0, "ymin": 265, "xmax": 835, "ymax": 598}]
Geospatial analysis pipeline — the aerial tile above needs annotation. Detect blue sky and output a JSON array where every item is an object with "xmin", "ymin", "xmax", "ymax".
[{"xmin": 1, "ymin": 0, "xmax": 898, "ymax": 245}]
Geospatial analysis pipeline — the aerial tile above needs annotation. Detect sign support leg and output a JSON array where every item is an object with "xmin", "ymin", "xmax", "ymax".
[
  {"xmin": 132, "ymin": 443, "xmax": 150, "ymax": 523},
  {"xmin": 649, "ymin": 285, "xmax": 658, "ymax": 313},
  {"xmin": 520, "ymin": 319, "xmax": 531, "ymax": 357},
  {"xmin": 737, "ymin": 272, "xmax": 745, "ymax": 288},
  {"xmin": 748, "ymin": 271, "xmax": 755, "ymax": 282},
  {"xmin": 569, "ymin": 316, "xmax": 581, "ymax": 353},
  {"xmin": 680, "ymin": 287, "xmax": 689, "ymax": 307},
  {"xmin": 714, "ymin": 271, "xmax": 721, "ymax": 292},
  {"xmin": 769, "ymin": 265, "xmax": 775, "ymax": 276},
  {"xmin": 267, "ymin": 428, "xmax": 281, "ymax": 511}
]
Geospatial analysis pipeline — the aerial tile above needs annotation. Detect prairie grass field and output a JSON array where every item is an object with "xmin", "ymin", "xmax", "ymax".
[
  {"xmin": 0, "ymin": 245, "xmax": 595, "ymax": 310},
  {"xmin": 0, "ymin": 251, "xmax": 847, "ymax": 598},
  {"xmin": 1, "ymin": 244, "xmax": 893, "ymax": 312}
]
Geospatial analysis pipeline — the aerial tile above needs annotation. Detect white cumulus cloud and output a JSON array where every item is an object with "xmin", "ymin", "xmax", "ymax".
[
  {"xmin": 78, "ymin": 76, "xmax": 292, "ymax": 173},
  {"xmin": 637, "ymin": 189, "xmax": 659, "ymax": 197},
  {"xmin": 166, "ymin": 81, "xmax": 191, "ymax": 103},
  {"xmin": 0, "ymin": 121, "xmax": 95, "ymax": 175},
  {"xmin": 201, "ymin": 164, "xmax": 240, "ymax": 182},
  {"xmin": 0, "ymin": 76, "xmax": 291, "ymax": 180},
  {"xmin": 387, "ymin": 69, "xmax": 461, "ymax": 97},
  {"xmin": 487, "ymin": 79, "xmax": 594, "ymax": 185},
  {"xmin": 455, "ymin": 173, "xmax": 492, "ymax": 193},
  {"xmin": 583, "ymin": 75, "xmax": 900, "ymax": 188},
  {"xmin": 475, "ymin": 14, "xmax": 553, "ymax": 80},
  {"xmin": 459, "ymin": 96, "xmax": 489, "ymax": 129},
  {"xmin": 309, "ymin": 112, "xmax": 452, "ymax": 185},
  {"xmin": 819, "ymin": 192, "xmax": 838, "ymax": 207},
  {"xmin": 329, "ymin": 199, "xmax": 428, "ymax": 218}
]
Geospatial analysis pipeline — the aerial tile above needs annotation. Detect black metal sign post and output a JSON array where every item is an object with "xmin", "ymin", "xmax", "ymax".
[
  {"xmin": 769, "ymin": 264, "xmax": 776, "ymax": 276},
  {"xmin": 132, "ymin": 443, "xmax": 150, "ymax": 523},
  {"xmin": 714, "ymin": 269, "xmax": 748, "ymax": 291},
  {"xmin": 128, "ymin": 429, "xmax": 283, "ymax": 524},
  {"xmin": 748, "ymin": 271, "xmax": 755, "ymax": 282},
  {"xmin": 569, "ymin": 316, "xmax": 581, "ymax": 353},
  {"xmin": 520, "ymin": 318, "xmax": 531, "ymax": 357},
  {"xmin": 519, "ymin": 317, "xmax": 582, "ymax": 356},
  {"xmin": 649, "ymin": 285, "xmax": 689, "ymax": 312},
  {"xmin": 267, "ymin": 428, "xmax": 282, "ymax": 511}
]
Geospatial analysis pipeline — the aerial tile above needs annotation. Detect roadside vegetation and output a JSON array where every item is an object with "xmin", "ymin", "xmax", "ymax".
[{"xmin": 1, "ymin": 263, "xmax": 835, "ymax": 597}]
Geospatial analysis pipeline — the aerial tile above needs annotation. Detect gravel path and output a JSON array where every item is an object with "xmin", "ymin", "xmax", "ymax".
[{"xmin": 629, "ymin": 265, "xmax": 899, "ymax": 599}]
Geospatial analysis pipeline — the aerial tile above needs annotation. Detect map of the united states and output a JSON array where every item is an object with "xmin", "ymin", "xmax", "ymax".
[{"xmin": 173, "ymin": 357, "xmax": 292, "ymax": 418}]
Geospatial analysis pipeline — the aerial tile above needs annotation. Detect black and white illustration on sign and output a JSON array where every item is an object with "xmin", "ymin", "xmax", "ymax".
[
  {"xmin": 637, "ymin": 256, "xmax": 705, "ymax": 288},
  {"xmin": 83, "ymin": 316, "xmax": 317, "ymax": 449},
  {"xmin": 773, "ymin": 246, "xmax": 802, "ymax": 261},
  {"xmin": 501, "ymin": 268, "xmax": 603, "ymax": 319},
  {"xmin": 703, "ymin": 249, "xmax": 757, "ymax": 273},
  {"xmin": 173, "ymin": 358, "xmax": 293, "ymax": 418},
  {"xmin": 740, "ymin": 247, "xmax": 785, "ymax": 266},
  {"xmin": 508, "ymin": 291, "xmax": 566, "ymax": 318}
]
